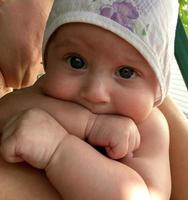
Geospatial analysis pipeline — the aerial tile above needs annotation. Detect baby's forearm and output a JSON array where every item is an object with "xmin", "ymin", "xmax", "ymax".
[
  {"xmin": 0, "ymin": 84, "xmax": 94, "ymax": 139},
  {"xmin": 46, "ymin": 134, "xmax": 150, "ymax": 200}
]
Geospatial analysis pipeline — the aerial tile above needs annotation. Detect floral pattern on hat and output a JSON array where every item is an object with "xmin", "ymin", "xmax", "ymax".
[{"xmin": 100, "ymin": 0, "xmax": 149, "ymax": 36}]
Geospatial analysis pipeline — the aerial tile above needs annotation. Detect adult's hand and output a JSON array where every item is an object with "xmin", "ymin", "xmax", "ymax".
[{"xmin": 0, "ymin": 0, "xmax": 53, "ymax": 96}]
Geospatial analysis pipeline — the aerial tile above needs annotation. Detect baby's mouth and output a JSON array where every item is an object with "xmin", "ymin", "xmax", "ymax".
[{"xmin": 79, "ymin": 101, "xmax": 113, "ymax": 115}]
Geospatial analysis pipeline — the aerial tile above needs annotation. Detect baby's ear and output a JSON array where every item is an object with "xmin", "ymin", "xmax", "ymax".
[{"xmin": 153, "ymin": 98, "xmax": 161, "ymax": 108}]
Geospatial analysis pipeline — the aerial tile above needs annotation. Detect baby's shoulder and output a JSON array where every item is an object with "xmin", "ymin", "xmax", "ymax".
[{"xmin": 138, "ymin": 108, "xmax": 169, "ymax": 145}]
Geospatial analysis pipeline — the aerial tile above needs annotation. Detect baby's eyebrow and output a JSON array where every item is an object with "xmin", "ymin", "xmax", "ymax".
[
  {"xmin": 54, "ymin": 35, "xmax": 99, "ymax": 53},
  {"xmin": 54, "ymin": 39, "xmax": 77, "ymax": 49},
  {"xmin": 54, "ymin": 38, "xmax": 87, "ymax": 50}
]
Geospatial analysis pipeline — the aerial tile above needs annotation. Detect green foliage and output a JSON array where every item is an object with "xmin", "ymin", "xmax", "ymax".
[{"xmin": 179, "ymin": 0, "xmax": 188, "ymax": 36}]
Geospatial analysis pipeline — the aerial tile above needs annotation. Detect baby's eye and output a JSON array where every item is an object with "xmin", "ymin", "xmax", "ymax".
[
  {"xmin": 66, "ymin": 56, "xmax": 86, "ymax": 70},
  {"xmin": 116, "ymin": 66, "xmax": 137, "ymax": 79}
]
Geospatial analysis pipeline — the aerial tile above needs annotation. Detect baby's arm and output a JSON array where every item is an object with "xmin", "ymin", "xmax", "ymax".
[
  {"xmin": 0, "ymin": 106, "xmax": 140, "ymax": 164},
  {"xmin": 0, "ymin": 108, "xmax": 150, "ymax": 200}
]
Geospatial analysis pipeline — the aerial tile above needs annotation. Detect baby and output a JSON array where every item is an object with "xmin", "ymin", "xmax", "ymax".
[{"xmin": 0, "ymin": 0, "xmax": 179, "ymax": 199}]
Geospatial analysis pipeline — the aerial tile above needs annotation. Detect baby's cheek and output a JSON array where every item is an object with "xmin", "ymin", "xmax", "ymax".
[
  {"xmin": 131, "ymin": 98, "xmax": 154, "ymax": 123},
  {"xmin": 40, "ymin": 75, "xmax": 73, "ymax": 100},
  {"xmin": 117, "ymin": 96, "xmax": 154, "ymax": 123}
]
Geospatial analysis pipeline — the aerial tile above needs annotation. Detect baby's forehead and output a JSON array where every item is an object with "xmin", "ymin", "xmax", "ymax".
[{"xmin": 51, "ymin": 23, "xmax": 147, "ymax": 61}]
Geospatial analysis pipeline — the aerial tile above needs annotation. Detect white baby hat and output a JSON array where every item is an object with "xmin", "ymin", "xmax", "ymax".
[{"xmin": 43, "ymin": 0, "xmax": 179, "ymax": 105}]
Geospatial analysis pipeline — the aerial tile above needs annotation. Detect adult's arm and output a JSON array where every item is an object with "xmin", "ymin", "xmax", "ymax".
[
  {"xmin": 159, "ymin": 96, "xmax": 188, "ymax": 200},
  {"xmin": 0, "ymin": 0, "xmax": 53, "ymax": 96}
]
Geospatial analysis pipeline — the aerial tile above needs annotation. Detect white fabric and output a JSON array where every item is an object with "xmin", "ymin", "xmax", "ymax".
[{"xmin": 42, "ymin": 0, "xmax": 179, "ymax": 105}]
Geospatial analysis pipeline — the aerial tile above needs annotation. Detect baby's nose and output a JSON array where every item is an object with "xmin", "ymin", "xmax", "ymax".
[{"xmin": 80, "ymin": 77, "xmax": 110, "ymax": 104}]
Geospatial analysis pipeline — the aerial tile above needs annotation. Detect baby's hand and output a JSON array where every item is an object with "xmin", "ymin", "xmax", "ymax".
[
  {"xmin": 0, "ymin": 108, "xmax": 67, "ymax": 169},
  {"xmin": 86, "ymin": 115, "xmax": 140, "ymax": 159}
]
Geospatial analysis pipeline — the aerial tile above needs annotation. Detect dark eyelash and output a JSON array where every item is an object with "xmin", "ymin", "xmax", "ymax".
[{"xmin": 64, "ymin": 52, "xmax": 84, "ymax": 60}]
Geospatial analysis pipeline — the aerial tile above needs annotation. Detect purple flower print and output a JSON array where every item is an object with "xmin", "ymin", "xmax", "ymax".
[{"xmin": 100, "ymin": 1, "xmax": 139, "ymax": 31}]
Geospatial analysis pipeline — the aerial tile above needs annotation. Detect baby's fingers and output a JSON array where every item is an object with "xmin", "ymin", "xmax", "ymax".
[
  {"xmin": 88, "ymin": 128, "xmax": 128, "ymax": 160},
  {"xmin": 1, "ymin": 132, "xmax": 24, "ymax": 163},
  {"xmin": 105, "ymin": 138, "xmax": 129, "ymax": 160}
]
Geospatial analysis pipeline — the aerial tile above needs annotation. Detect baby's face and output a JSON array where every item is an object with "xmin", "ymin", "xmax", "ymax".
[{"xmin": 43, "ymin": 23, "xmax": 158, "ymax": 123}]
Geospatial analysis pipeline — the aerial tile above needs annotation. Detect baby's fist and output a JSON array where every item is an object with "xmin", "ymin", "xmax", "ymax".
[
  {"xmin": 0, "ymin": 108, "xmax": 66, "ymax": 169},
  {"xmin": 86, "ymin": 115, "xmax": 140, "ymax": 159}
]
